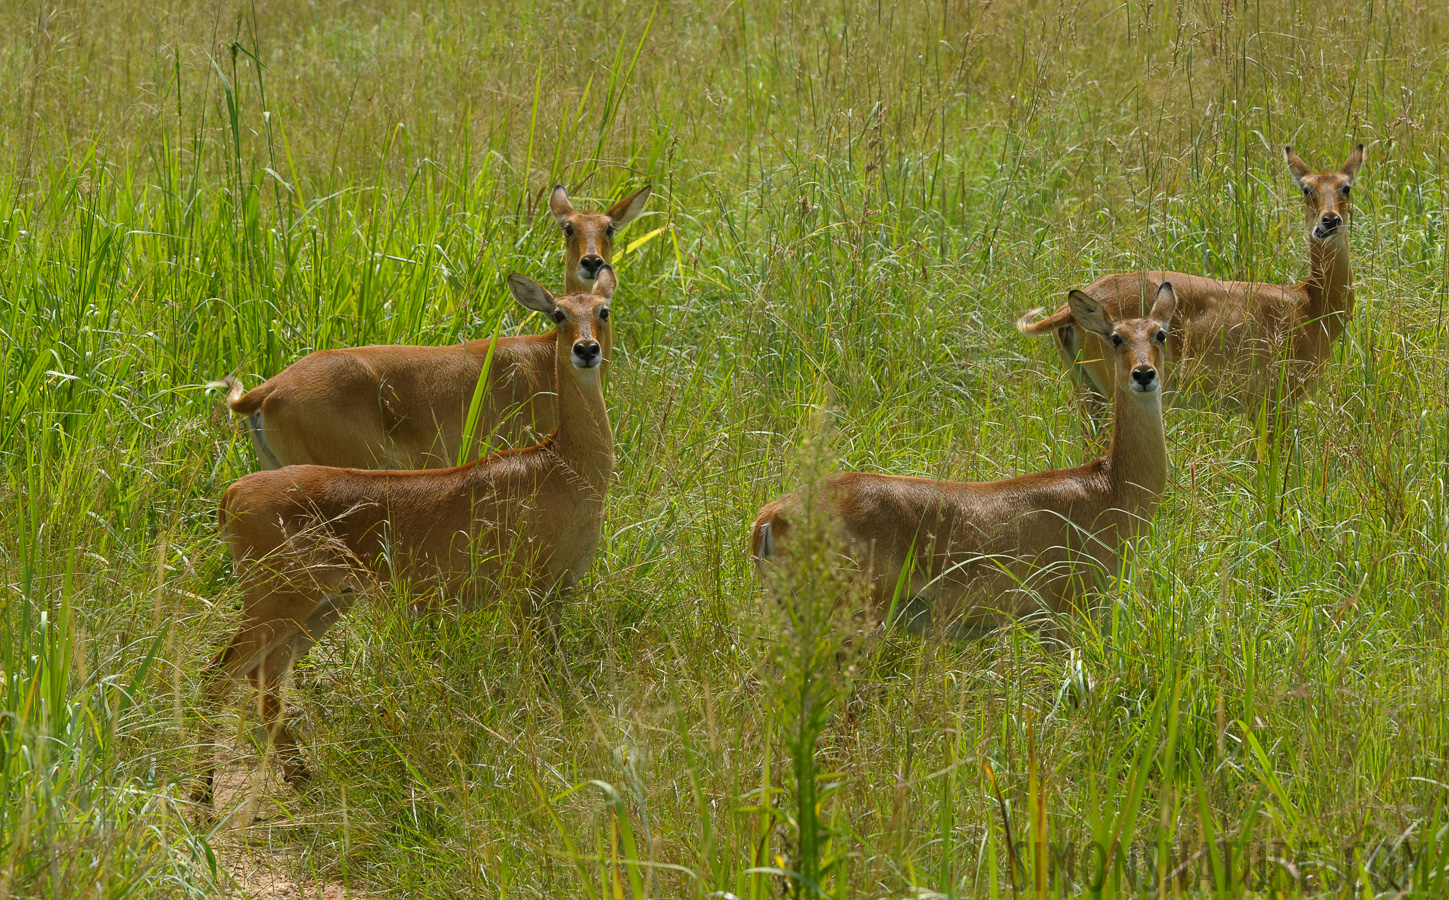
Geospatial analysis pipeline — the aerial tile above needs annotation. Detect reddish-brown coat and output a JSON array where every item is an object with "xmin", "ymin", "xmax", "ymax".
[
  {"xmin": 753, "ymin": 286, "xmax": 1176, "ymax": 629},
  {"xmin": 196, "ymin": 272, "xmax": 617, "ymax": 804},
  {"xmin": 224, "ymin": 185, "xmax": 648, "ymax": 469},
  {"xmin": 1018, "ymin": 147, "xmax": 1363, "ymax": 414}
]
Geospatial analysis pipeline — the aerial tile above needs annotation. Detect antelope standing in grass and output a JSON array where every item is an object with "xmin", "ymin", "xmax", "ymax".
[
  {"xmin": 194, "ymin": 270, "xmax": 616, "ymax": 805},
  {"xmin": 220, "ymin": 185, "xmax": 648, "ymax": 469},
  {"xmin": 752, "ymin": 284, "xmax": 1177, "ymax": 629},
  {"xmin": 1017, "ymin": 146, "xmax": 1364, "ymax": 416}
]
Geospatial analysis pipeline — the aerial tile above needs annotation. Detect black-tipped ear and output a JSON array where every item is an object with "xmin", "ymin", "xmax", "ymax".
[
  {"xmin": 1149, "ymin": 282, "xmax": 1177, "ymax": 326},
  {"xmin": 606, "ymin": 185, "xmax": 651, "ymax": 228},
  {"xmin": 1285, "ymin": 146, "xmax": 1311, "ymax": 188},
  {"xmin": 592, "ymin": 265, "xmax": 617, "ymax": 300},
  {"xmin": 1066, "ymin": 289, "xmax": 1114, "ymax": 338},
  {"xmin": 507, "ymin": 274, "xmax": 557, "ymax": 314},
  {"xmin": 1341, "ymin": 144, "xmax": 1365, "ymax": 182},
  {"xmin": 548, "ymin": 185, "xmax": 575, "ymax": 225}
]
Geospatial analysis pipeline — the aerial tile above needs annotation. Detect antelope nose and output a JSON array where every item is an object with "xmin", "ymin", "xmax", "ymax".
[
  {"xmin": 1320, "ymin": 212, "xmax": 1342, "ymax": 228},
  {"xmin": 572, "ymin": 340, "xmax": 601, "ymax": 367},
  {"xmin": 1132, "ymin": 366, "xmax": 1157, "ymax": 387},
  {"xmin": 579, "ymin": 255, "xmax": 604, "ymax": 275}
]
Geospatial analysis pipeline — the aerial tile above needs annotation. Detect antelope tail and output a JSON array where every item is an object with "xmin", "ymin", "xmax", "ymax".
[
  {"xmin": 1015, "ymin": 308, "xmax": 1047, "ymax": 334},
  {"xmin": 223, "ymin": 376, "xmax": 245, "ymax": 408},
  {"xmin": 1016, "ymin": 305, "xmax": 1073, "ymax": 336},
  {"xmin": 751, "ymin": 521, "xmax": 773, "ymax": 559},
  {"xmin": 208, "ymin": 376, "xmax": 283, "ymax": 469},
  {"xmin": 751, "ymin": 509, "xmax": 792, "ymax": 560},
  {"xmin": 208, "ymin": 375, "xmax": 263, "ymax": 414}
]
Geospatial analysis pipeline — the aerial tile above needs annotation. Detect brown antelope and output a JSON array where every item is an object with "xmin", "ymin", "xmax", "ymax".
[
  {"xmin": 220, "ymin": 184, "xmax": 648, "ymax": 469},
  {"xmin": 194, "ymin": 270, "xmax": 616, "ymax": 805},
  {"xmin": 752, "ymin": 284, "xmax": 1176, "ymax": 630},
  {"xmin": 1017, "ymin": 146, "xmax": 1364, "ymax": 416}
]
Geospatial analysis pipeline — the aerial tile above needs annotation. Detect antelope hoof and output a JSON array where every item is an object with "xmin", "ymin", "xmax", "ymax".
[
  {"xmin": 283, "ymin": 756, "xmax": 313, "ymax": 791},
  {"xmin": 191, "ymin": 774, "xmax": 216, "ymax": 808}
]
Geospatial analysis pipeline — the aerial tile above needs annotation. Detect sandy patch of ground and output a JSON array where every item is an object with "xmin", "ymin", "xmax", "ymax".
[
  {"xmin": 203, "ymin": 745, "xmax": 365, "ymax": 900},
  {"xmin": 219, "ymin": 854, "xmax": 353, "ymax": 900}
]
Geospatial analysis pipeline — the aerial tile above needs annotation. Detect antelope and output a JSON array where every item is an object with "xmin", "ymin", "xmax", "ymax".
[
  {"xmin": 194, "ymin": 269, "xmax": 616, "ymax": 805},
  {"xmin": 1017, "ymin": 146, "xmax": 1364, "ymax": 416},
  {"xmin": 752, "ymin": 284, "xmax": 1177, "ymax": 630},
  {"xmin": 219, "ymin": 184, "xmax": 648, "ymax": 469}
]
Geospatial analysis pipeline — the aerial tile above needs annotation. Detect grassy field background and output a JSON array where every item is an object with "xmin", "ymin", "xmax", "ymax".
[{"xmin": 3, "ymin": 0, "xmax": 1449, "ymax": 896}]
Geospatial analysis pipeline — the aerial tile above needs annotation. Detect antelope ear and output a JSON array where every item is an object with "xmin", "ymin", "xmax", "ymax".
[
  {"xmin": 1066, "ymin": 289, "xmax": 1114, "ymax": 338},
  {"xmin": 1341, "ymin": 143, "xmax": 1365, "ymax": 183},
  {"xmin": 592, "ymin": 265, "xmax": 617, "ymax": 300},
  {"xmin": 1149, "ymin": 282, "xmax": 1177, "ymax": 326},
  {"xmin": 507, "ymin": 274, "xmax": 557, "ymax": 314},
  {"xmin": 1285, "ymin": 146, "xmax": 1311, "ymax": 188},
  {"xmin": 548, "ymin": 185, "xmax": 576, "ymax": 225},
  {"xmin": 606, "ymin": 185, "xmax": 651, "ymax": 228}
]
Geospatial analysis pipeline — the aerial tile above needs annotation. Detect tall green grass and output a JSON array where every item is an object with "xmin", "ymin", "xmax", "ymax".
[{"xmin": 2, "ymin": 0, "xmax": 1449, "ymax": 895}]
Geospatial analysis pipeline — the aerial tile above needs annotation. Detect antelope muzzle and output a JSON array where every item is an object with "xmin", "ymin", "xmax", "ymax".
[
  {"xmin": 1130, "ymin": 364, "xmax": 1160, "ymax": 394},
  {"xmin": 578, "ymin": 255, "xmax": 605, "ymax": 280},
  {"xmin": 1314, "ymin": 211, "xmax": 1343, "ymax": 239},
  {"xmin": 572, "ymin": 339, "xmax": 602, "ymax": 369}
]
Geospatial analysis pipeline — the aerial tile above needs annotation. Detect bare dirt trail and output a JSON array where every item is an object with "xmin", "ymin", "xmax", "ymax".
[{"xmin": 205, "ymin": 750, "xmax": 364, "ymax": 900}]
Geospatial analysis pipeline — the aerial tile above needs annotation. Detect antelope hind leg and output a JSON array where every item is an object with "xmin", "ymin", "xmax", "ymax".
[
  {"xmin": 258, "ymin": 588, "xmax": 358, "ymax": 791},
  {"xmin": 192, "ymin": 582, "xmax": 355, "ymax": 804},
  {"xmin": 253, "ymin": 642, "xmax": 310, "ymax": 790},
  {"xmin": 192, "ymin": 616, "xmax": 303, "ymax": 807}
]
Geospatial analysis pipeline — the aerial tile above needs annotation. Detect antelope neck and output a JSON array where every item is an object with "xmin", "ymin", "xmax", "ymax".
[
  {"xmin": 1105, "ymin": 386, "xmax": 1168, "ymax": 504},
  {"xmin": 547, "ymin": 349, "xmax": 613, "ymax": 490},
  {"xmin": 1305, "ymin": 231, "xmax": 1354, "ymax": 336}
]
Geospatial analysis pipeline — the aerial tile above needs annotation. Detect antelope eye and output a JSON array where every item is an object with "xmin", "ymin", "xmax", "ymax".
[
  {"xmin": 562, "ymin": 223, "xmax": 575, "ymax": 237},
  {"xmin": 551, "ymin": 310, "xmax": 566, "ymax": 324},
  {"xmin": 1155, "ymin": 330, "xmax": 1167, "ymax": 343},
  {"xmin": 598, "ymin": 307, "xmax": 610, "ymax": 321},
  {"xmin": 605, "ymin": 224, "xmax": 616, "ymax": 238},
  {"xmin": 1341, "ymin": 185, "xmax": 1351, "ymax": 197},
  {"xmin": 1110, "ymin": 333, "xmax": 1124, "ymax": 348}
]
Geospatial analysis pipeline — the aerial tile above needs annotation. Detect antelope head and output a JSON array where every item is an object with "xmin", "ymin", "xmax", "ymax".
[
  {"xmin": 549, "ymin": 185, "xmax": 651, "ymax": 291},
  {"xmin": 1067, "ymin": 282, "xmax": 1176, "ymax": 398},
  {"xmin": 1286, "ymin": 144, "xmax": 1365, "ymax": 242},
  {"xmin": 507, "ymin": 266, "xmax": 617, "ymax": 380}
]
